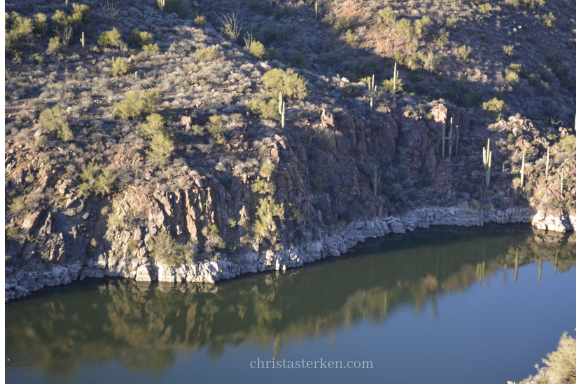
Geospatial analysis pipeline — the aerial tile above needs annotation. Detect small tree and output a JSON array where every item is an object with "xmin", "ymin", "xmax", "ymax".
[{"xmin": 262, "ymin": 68, "xmax": 308, "ymax": 100}]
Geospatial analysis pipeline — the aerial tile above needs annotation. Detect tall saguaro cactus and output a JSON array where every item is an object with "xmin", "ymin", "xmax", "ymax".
[
  {"xmin": 442, "ymin": 123, "xmax": 446, "ymax": 158},
  {"xmin": 560, "ymin": 166, "xmax": 564, "ymax": 196},
  {"xmin": 483, "ymin": 139, "xmax": 492, "ymax": 188},
  {"xmin": 520, "ymin": 149, "xmax": 526, "ymax": 188},
  {"xmin": 368, "ymin": 74, "xmax": 377, "ymax": 109},
  {"xmin": 315, "ymin": 1, "xmax": 319, "ymax": 19},
  {"xmin": 455, "ymin": 124, "xmax": 459, "ymax": 155},
  {"xmin": 80, "ymin": 31, "xmax": 85, "ymax": 50},
  {"xmin": 158, "ymin": 0, "xmax": 165, "ymax": 13},
  {"xmin": 449, "ymin": 117, "xmax": 454, "ymax": 158},
  {"xmin": 393, "ymin": 62, "xmax": 398, "ymax": 93},
  {"xmin": 545, "ymin": 146, "xmax": 550, "ymax": 177},
  {"xmin": 279, "ymin": 91, "xmax": 286, "ymax": 129}
]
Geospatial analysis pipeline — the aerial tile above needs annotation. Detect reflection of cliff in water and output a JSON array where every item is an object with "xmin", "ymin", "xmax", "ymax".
[{"xmin": 6, "ymin": 226, "xmax": 576, "ymax": 376}]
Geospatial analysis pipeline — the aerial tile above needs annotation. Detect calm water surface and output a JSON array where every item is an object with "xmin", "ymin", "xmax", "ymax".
[{"xmin": 5, "ymin": 225, "xmax": 576, "ymax": 384}]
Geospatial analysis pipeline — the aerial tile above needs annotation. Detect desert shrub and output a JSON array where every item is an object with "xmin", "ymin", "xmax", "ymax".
[
  {"xmin": 260, "ymin": 162, "xmax": 275, "ymax": 177},
  {"xmin": 478, "ymin": 3, "xmax": 493, "ymax": 13},
  {"xmin": 559, "ymin": 135, "xmax": 576, "ymax": 152},
  {"xmin": 140, "ymin": 113, "xmax": 174, "ymax": 165},
  {"xmin": 414, "ymin": 16, "xmax": 432, "ymax": 37},
  {"xmin": 143, "ymin": 44, "xmax": 160, "ymax": 56},
  {"xmin": 35, "ymin": 135, "xmax": 49, "ymax": 148},
  {"xmin": 6, "ymin": 227, "xmax": 20, "ymax": 241},
  {"xmin": 251, "ymin": 179, "xmax": 274, "ymax": 194},
  {"xmin": 195, "ymin": 45, "xmax": 222, "ymax": 62},
  {"xmin": 190, "ymin": 12, "xmax": 206, "ymax": 26},
  {"xmin": 322, "ymin": 13, "xmax": 335, "ymax": 25},
  {"xmin": 113, "ymin": 91, "xmax": 158, "ymax": 119},
  {"xmin": 505, "ymin": 68, "xmax": 520, "ymax": 84},
  {"xmin": 128, "ymin": 28, "xmax": 153, "ymax": 48},
  {"xmin": 266, "ymin": 47, "xmax": 284, "ymax": 62},
  {"xmin": 435, "ymin": 28, "xmax": 450, "ymax": 48},
  {"xmin": 344, "ymin": 29, "xmax": 357, "ymax": 47},
  {"xmin": 382, "ymin": 77, "xmax": 403, "ymax": 93},
  {"xmin": 110, "ymin": 57, "xmax": 130, "ymax": 77},
  {"xmin": 334, "ymin": 16, "xmax": 355, "ymax": 33},
  {"xmin": 396, "ymin": 18, "xmax": 414, "ymax": 40},
  {"xmin": 252, "ymin": 198, "xmax": 284, "ymax": 243},
  {"xmin": 262, "ymin": 68, "xmax": 308, "ymax": 99},
  {"xmin": 30, "ymin": 53, "xmax": 45, "ymax": 64},
  {"xmin": 377, "ymin": 7, "xmax": 396, "ymax": 27},
  {"xmin": 246, "ymin": 97, "xmax": 280, "ymax": 120},
  {"xmin": 542, "ymin": 331, "xmax": 576, "ymax": 384},
  {"xmin": 48, "ymin": 37, "xmax": 64, "ymax": 53},
  {"xmin": 483, "ymin": 98, "xmax": 507, "ymax": 120},
  {"xmin": 457, "ymin": 45, "xmax": 472, "ymax": 61},
  {"xmin": 9, "ymin": 196, "xmax": 28, "ymax": 216},
  {"xmin": 39, "ymin": 106, "xmax": 73, "ymax": 142},
  {"xmin": 207, "ymin": 115, "xmax": 226, "ymax": 145},
  {"xmin": 98, "ymin": 28, "xmax": 124, "ymax": 49},
  {"xmin": 150, "ymin": 231, "xmax": 195, "ymax": 266},
  {"xmin": 502, "ymin": 45, "xmax": 514, "ymax": 57},
  {"xmin": 78, "ymin": 162, "xmax": 117, "ymax": 196},
  {"xmin": 246, "ymin": 40, "xmax": 266, "ymax": 59},
  {"xmin": 33, "ymin": 13, "xmax": 47, "ymax": 33},
  {"xmin": 542, "ymin": 12, "xmax": 555, "ymax": 27},
  {"xmin": 446, "ymin": 17, "xmax": 458, "ymax": 30}
]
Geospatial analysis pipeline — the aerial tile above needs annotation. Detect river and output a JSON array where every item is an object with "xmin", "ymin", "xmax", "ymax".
[{"xmin": 5, "ymin": 225, "xmax": 576, "ymax": 384}]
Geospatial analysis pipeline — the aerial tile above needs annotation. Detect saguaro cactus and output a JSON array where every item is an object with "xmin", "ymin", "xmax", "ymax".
[
  {"xmin": 483, "ymin": 138, "xmax": 492, "ymax": 188},
  {"xmin": 315, "ymin": 1, "xmax": 318, "ymax": 19},
  {"xmin": 80, "ymin": 31, "xmax": 85, "ymax": 50},
  {"xmin": 449, "ymin": 117, "xmax": 454, "ymax": 158},
  {"xmin": 372, "ymin": 165, "xmax": 380, "ymax": 196},
  {"xmin": 368, "ymin": 74, "xmax": 377, "ymax": 109},
  {"xmin": 520, "ymin": 149, "xmax": 526, "ymax": 187},
  {"xmin": 279, "ymin": 91, "xmax": 286, "ymax": 128},
  {"xmin": 158, "ymin": 0, "xmax": 165, "ymax": 12},
  {"xmin": 545, "ymin": 146, "xmax": 550, "ymax": 177},
  {"xmin": 560, "ymin": 167, "xmax": 564, "ymax": 196},
  {"xmin": 442, "ymin": 123, "xmax": 446, "ymax": 158},
  {"xmin": 393, "ymin": 62, "xmax": 398, "ymax": 93},
  {"xmin": 455, "ymin": 124, "xmax": 459, "ymax": 155}
]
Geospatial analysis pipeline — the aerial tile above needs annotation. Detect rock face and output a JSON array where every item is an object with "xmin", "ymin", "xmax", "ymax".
[{"xmin": 4, "ymin": 101, "xmax": 574, "ymax": 303}]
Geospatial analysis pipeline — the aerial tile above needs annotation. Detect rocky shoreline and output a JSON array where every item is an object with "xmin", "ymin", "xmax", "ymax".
[{"xmin": 6, "ymin": 206, "xmax": 574, "ymax": 303}]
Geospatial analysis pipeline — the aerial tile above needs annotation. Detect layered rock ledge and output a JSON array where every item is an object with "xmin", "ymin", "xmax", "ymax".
[{"xmin": 6, "ymin": 206, "xmax": 574, "ymax": 302}]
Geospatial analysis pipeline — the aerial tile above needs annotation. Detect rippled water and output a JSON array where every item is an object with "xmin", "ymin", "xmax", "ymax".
[{"xmin": 5, "ymin": 225, "xmax": 576, "ymax": 384}]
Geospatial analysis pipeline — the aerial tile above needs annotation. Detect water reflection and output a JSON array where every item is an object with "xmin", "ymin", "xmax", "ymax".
[{"xmin": 5, "ymin": 226, "xmax": 576, "ymax": 378}]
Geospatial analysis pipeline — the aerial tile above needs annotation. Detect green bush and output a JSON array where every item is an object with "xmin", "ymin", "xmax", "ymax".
[
  {"xmin": 39, "ymin": 106, "xmax": 73, "ymax": 142},
  {"xmin": 542, "ymin": 330, "xmax": 576, "ymax": 384},
  {"xmin": 98, "ymin": 28, "xmax": 123, "ymax": 49},
  {"xmin": 377, "ymin": 7, "xmax": 396, "ymax": 27},
  {"xmin": 252, "ymin": 198, "xmax": 284, "ymax": 244},
  {"xmin": 247, "ymin": 40, "xmax": 266, "ymax": 59},
  {"xmin": 260, "ymin": 162, "xmax": 275, "ymax": 178},
  {"xmin": 196, "ymin": 45, "xmax": 223, "ymax": 62},
  {"xmin": 414, "ymin": 16, "xmax": 432, "ymax": 37},
  {"xmin": 382, "ymin": 77, "xmax": 404, "ymax": 93},
  {"xmin": 128, "ymin": 28, "xmax": 153, "ymax": 48},
  {"xmin": 457, "ymin": 45, "xmax": 472, "ymax": 61},
  {"xmin": 287, "ymin": 49, "xmax": 309, "ymax": 69},
  {"xmin": 113, "ymin": 91, "xmax": 158, "ymax": 119},
  {"xmin": 150, "ymin": 231, "xmax": 195, "ymax": 266},
  {"xmin": 262, "ymin": 68, "xmax": 308, "ymax": 99},
  {"xmin": 334, "ymin": 16, "xmax": 355, "ymax": 33},
  {"xmin": 482, "ymin": 98, "xmax": 507, "ymax": 120},
  {"xmin": 559, "ymin": 135, "xmax": 576, "ymax": 152},
  {"xmin": 6, "ymin": 227, "xmax": 20, "ymax": 241},
  {"xmin": 190, "ymin": 12, "xmax": 206, "ymax": 26},
  {"xmin": 207, "ymin": 115, "xmax": 226, "ymax": 145},
  {"xmin": 78, "ymin": 162, "xmax": 117, "ymax": 197},
  {"xmin": 110, "ymin": 57, "xmax": 130, "ymax": 77},
  {"xmin": 396, "ymin": 18, "xmax": 414, "ymax": 40},
  {"xmin": 246, "ymin": 97, "xmax": 280, "ymax": 121},
  {"xmin": 502, "ymin": 45, "xmax": 514, "ymax": 57},
  {"xmin": 310, "ymin": 161, "xmax": 328, "ymax": 190},
  {"xmin": 251, "ymin": 179, "xmax": 274, "ymax": 194},
  {"xmin": 9, "ymin": 196, "xmax": 28, "ymax": 216},
  {"xmin": 505, "ymin": 68, "xmax": 520, "ymax": 84},
  {"xmin": 143, "ymin": 43, "xmax": 160, "ymax": 56},
  {"xmin": 140, "ymin": 113, "xmax": 175, "ymax": 165},
  {"xmin": 33, "ymin": 13, "xmax": 47, "ymax": 33},
  {"xmin": 542, "ymin": 12, "xmax": 555, "ymax": 27},
  {"xmin": 48, "ymin": 37, "xmax": 64, "ymax": 53},
  {"xmin": 478, "ymin": 3, "xmax": 493, "ymax": 13}
]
